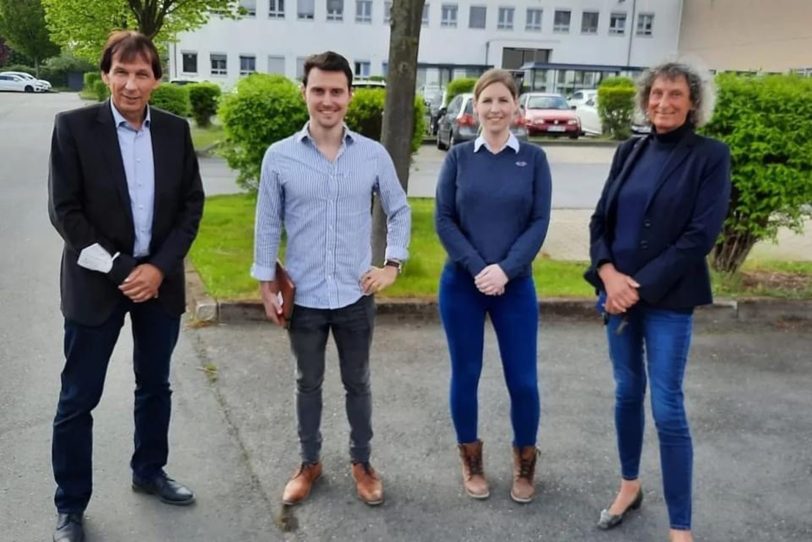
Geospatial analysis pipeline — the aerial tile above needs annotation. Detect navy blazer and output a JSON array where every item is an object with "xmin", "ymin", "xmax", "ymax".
[
  {"xmin": 48, "ymin": 101, "xmax": 205, "ymax": 326},
  {"xmin": 584, "ymin": 129, "xmax": 731, "ymax": 310}
]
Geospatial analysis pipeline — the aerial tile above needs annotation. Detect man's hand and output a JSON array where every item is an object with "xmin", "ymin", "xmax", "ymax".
[
  {"xmin": 360, "ymin": 266, "xmax": 398, "ymax": 295},
  {"xmin": 119, "ymin": 264, "xmax": 164, "ymax": 303},
  {"xmin": 598, "ymin": 263, "xmax": 640, "ymax": 314},
  {"xmin": 474, "ymin": 264, "xmax": 509, "ymax": 296},
  {"xmin": 260, "ymin": 281, "xmax": 285, "ymax": 327}
]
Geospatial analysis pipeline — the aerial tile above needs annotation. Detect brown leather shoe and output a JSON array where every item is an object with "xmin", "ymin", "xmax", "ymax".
[
  {"xmin": 511, "ymin": 446, "xmax": 539, "ymax": 503},
  {"xmin": 282, "ymin": 462, "xmax": 322, "ymax": 505},
  {"xmin": 458, "ymin": 440, "xmax": 490, "ymax": 499},
  {"xmin": 351, "ymin": 462, "xmax": 384, "ymax": 506}
]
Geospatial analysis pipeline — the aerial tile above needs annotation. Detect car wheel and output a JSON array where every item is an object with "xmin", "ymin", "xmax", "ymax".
[
  {"xmin": 24, "ymin": 85, "xmax": 34, "ymax": 93},
  {"xmin": 436, "ymin": 132, "xmax": 447, "ymax": 150},
  {"xmin": 569, "ymin": 134, "xmax": 579, "ymax": 140}
]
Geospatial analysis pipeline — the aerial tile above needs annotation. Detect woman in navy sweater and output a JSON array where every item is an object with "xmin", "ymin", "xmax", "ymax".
[
  {"xmin": 585, "ymin": 62, "xmax": 731, "ymax": 542},
  {"xmin": 435, "ymin": 69, "xmax": 552, "ymax": 503}
]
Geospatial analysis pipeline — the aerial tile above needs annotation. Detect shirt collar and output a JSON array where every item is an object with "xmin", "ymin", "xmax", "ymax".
[
  {"xmin": 297, "ymin": 121, "xmax": 356, "ymax": 144},
  {"xmin": 474, "ymin": 132, "xmax": 520, "ymax": 154},
  {"xmin": 110, "ymin": 100, "xmax": 151, "ymax": 130}
]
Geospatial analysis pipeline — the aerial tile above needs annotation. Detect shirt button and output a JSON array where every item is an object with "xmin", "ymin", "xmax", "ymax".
[
  {"xmin": 640, "ymin": 240, "xmax": 649, "ymax": 249},
  {"xmin": 643, "ymin": 219, "xmax": 652, "ymax": 228}
]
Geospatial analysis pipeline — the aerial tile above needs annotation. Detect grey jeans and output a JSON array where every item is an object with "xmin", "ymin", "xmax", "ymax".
[{"xmin": 288, "ymin": 295, "xmax": 375, "ymax": 463}]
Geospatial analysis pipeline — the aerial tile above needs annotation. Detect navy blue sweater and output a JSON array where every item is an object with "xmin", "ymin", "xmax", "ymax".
[{"xmin": 435, "ymin": 141, "xmax": 552, "ymax": 279}]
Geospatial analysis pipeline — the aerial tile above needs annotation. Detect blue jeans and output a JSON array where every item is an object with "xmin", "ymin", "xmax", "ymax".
[
  {"xmin": 439, "ymin": 263, "xmax": 540, "ymax": 447},
  {"xmin": 606, "ymin": 307, "xmax": 694, "ymax": 530}
]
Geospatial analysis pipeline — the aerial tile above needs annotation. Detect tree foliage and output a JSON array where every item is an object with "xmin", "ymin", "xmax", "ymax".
[
  {"xmin": 701, "ymin": 73, "xmax": 812, "ymax": 273},
  {"xmin": 0, "ymin": 0, "xmax": 59, "ymax": 74},
  {"xmin": 597, "ymin": 76, "xmax": 635, "ymax": 140},
  {"xmin": 42, "ymin": 0, "xmax": 238, "ymax": 62}
]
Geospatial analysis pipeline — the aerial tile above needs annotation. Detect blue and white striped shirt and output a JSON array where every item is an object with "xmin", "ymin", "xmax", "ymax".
[{"xmin": 251, "ymin": 124, "xmax": 411, "ymax": 309}]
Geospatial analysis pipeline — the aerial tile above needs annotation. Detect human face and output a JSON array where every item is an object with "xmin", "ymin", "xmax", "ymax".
[
  {"xmin": 102, "ymin": 53, "xmax": 159, "ymax": 127},
  {"xmin": 474, "ymin": 82, "xmax": 517, "ymax": 138},
  {"xmin": 302, "ymin": 68, "xmax": 352, "ymax": 131},
  {"xmin": 646, "ymin": 75, "xmax": 693, "ymax": 134}
]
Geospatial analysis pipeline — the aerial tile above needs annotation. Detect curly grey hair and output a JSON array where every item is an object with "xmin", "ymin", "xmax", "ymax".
[{"xmin": 637, "ymin": 61, "xmax": 716, "ymax": 127}]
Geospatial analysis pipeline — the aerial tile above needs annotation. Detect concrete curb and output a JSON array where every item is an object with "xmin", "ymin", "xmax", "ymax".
[{"xmin": 185, "ymin": 261, "xmax": 811, "ymax": 325}]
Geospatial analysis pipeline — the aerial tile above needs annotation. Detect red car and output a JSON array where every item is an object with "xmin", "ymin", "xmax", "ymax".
[{"xmin": 519, "ymin": 93, "xmax": 580, "ymax": 139}]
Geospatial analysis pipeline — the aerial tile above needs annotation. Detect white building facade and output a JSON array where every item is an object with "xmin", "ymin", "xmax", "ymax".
[{"xmin": 169, "ymin": 0, "xmax": 683, "ymax": 93}]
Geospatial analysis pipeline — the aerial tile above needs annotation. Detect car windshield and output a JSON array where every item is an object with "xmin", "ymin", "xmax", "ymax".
[{"xmin": 527, "ymin": 96, "xmax": 569, "ymax": 110}]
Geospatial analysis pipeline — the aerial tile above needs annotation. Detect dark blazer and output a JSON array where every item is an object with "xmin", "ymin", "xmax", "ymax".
[
  {"xmin": 48, "ymin": 101, "xmax": 205, "ymax": 326},
  {"xmin": 584, "ymin": 129, "xmax": 731, "ymax": 310}
]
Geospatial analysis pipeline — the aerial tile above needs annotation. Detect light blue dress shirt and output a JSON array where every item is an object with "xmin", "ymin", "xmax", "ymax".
[
  {"xmin": 251, "ymin": 123, "xmax": 411, "ymax": 310},
  {"xmin": 110, "ymin": 101, "xmax": 155, "ymax": 258}
]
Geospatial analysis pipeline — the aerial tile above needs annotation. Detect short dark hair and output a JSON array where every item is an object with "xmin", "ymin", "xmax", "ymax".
[
  {"xmin": 302, "ymin": 51, "xmax": 353, "ymax": 89},
  {"xmin": 100, "ymin": 31, "xmax": 162, "ymax": 80}
]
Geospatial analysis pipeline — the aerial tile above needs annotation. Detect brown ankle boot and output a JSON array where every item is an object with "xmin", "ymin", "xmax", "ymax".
[
  {"xmin": 458, "ymin": 440, "xmax": 490, "ymax": 499},
  {"xmin": 282, "ymin": 462, "xmax": 322, "ymax": 505},
  {"xmin": 511, "ymin": 446, "xmax": 539, "ymax": 503},
  {"xmin": 351, "ymin": 462, "xmax": 384, "ymax": 506}
]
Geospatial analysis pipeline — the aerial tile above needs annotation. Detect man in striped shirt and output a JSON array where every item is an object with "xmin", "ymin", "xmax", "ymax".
[{"xmin": 251, "ymin": 51, "xmax": 411, "ymax": 507}]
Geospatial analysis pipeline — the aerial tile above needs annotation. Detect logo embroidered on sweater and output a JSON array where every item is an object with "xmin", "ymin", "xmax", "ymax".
[{"xmin": 515, "ymin": 161, "xmax": 527, "ymax": 167}]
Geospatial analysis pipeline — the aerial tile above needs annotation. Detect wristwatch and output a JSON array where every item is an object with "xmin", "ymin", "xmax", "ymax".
[{"xmin": 384, "ymin": 259, "xmax": 402, "ymax": 274}]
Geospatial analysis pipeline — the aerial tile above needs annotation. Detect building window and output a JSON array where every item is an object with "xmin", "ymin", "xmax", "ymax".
[
  {"xmin": 609, "ymin": 12, "xmax": 626, "ymax": 35},
  {"xmin": 267, "ymin": 55, "xmax": 285, "ymax": 75},
  {"xmin": 356, "ymin": 0, "xmax": 372, "ymax": 22},
  {"xmin": 581, "ymin": 11, "xmax": 598, "ymax": 34},
  {"xmin": 441, "ymin": 4, "xmax": 457, "ymax": 27},
  {"xmin": 553, "ymin": 10, "xmax": 570, "ymax": 33},
  {"xmin": 326, "ymin": 0, "xmax": 343, "ymax": 21},
  {"xmin": 637, "ymin": 13, "xmax": 654, "ymax": 36},
  {"xmin": 382, "ymin": 62, "xmax": 388, "ymax": 77},
  {"xmin": 269, "ymin": 0, "xmax": 285, "ymax": 18},
  {"xmin": 497, "ymin": 7, "xmax": 514, "ymax": 30},
  {"xmin": 526, "ymin": 8, "xmax": 542, "ymax": 31},
  {"xmin": 422, "ymin": 4, "xmax": 429, "ymax": 26},
  {"xmin": 181, "ymin": 52, "xmax": 197, "ymax": 73},
  {"xmin": 239, "ymin": 55, "xmax": 256, "ymax": 76},
  {"xmin": 297, "ymin": 0, "xmax": 314, "ymax": 19},
  {"xmin": 354, "ymin": 61, "xmax": 370, "ymax": 77},
  {"xmin": 384, "ymin": 1, "xmax": 391, "ymax": 23},
  {"xmin": 469, "ymin": 6, "xmax": 486, "ymax": 29},
  {"xmin": 239, "ymin": 0, "xmax": 256, "ymax": 17},
  {"xmin": 296, "ymin": 57, "xmax": 306, "ymax": 79},
  {"xmin": 210, "ymin": 54, "xmax": 227, "ymax": 76}
]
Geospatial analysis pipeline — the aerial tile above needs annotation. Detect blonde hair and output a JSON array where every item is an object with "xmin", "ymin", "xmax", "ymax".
[{"xmin": 473, "ymin": 69, "xmax": 519, "ymax": 101}]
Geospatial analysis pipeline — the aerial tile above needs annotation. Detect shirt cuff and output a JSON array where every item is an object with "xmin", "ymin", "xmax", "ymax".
[
  {"xmin": 384, "ymin": 246, "xmax": 409, "ymax": 263},
  {"xmin": 251, "ymin": 263, "xmax": 276, "ymax": 281}
]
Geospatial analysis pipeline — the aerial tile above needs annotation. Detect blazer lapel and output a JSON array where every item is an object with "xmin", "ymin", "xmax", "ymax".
[
  {"xmin": 148, "ymin": 109, "xmax": 171, "ymax": 231},
  {"xmin": 605, "ymin": 136, "xmax": 648, "ymax": 212},
  {"xmin": 643, "ymin": 131, "xmax": 696, "ymax": 211},
  {"xmin": 95, "ymin": 101, "xmax": 135, "ymax": 229}
]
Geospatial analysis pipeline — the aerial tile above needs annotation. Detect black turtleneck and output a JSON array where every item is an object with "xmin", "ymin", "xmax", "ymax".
[{"xmin": 611, "ymin": 123, "xmax": 692, "ymax": 276}]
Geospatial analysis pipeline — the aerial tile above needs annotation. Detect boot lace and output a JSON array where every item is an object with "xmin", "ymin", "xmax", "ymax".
[
  {"xmin": 518, "ymin": 451, "xmax": 538, "ymax": 480},
  {"xmin": 465, "ymin": 453, "xmax": 484, "ymax": 476}
]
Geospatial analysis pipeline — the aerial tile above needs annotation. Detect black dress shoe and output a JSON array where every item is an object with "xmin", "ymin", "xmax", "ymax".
[
  {"xmin": 597, "ymin": 488, "xmax": 643, "ymax": 530},
  {"xmin": 53, "ymin": 513, "xmax": 84, "ymax": 542},
  {"xmin": 132, "ymin": 472, "xmax": 196, "ymax": 505}
]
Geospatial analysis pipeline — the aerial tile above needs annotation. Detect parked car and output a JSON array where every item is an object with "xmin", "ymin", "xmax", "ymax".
[
  {"xmin": 421, "ymin": 84, "xmax": 448, "ymax": 135},
  {"xmin": 0, "ymin": 73, "xmax": 40, "ymax": 93},
  {"xmin": 0, "ymin": 71, "xmax": 50, "ymax": 91},
  {"xmin": 435, "ymin": 92, "xmax": 528, "ymax": 150},
  {"xmin": 518, "ymin": 93, "xmax": 580, "ymax": 139},
  {"xmin": 575, "ymin": 96, "xmax": 652, "ymax": 136},
  {"xmin": 567, "ymin": 89, "xmax": 597, "ymax": 108}
]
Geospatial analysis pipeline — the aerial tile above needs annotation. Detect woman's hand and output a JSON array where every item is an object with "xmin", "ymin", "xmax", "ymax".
[
  {"xmin": 599, "ymin": 263, "xmax": 640, "ymax": 313},
  {"xmin": 475, "ymin": 264, "xmax": 509, "ymax": 296}
]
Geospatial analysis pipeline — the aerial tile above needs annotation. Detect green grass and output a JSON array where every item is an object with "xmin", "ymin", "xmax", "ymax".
[
  {"xmin": 188, "ymin": 194, "xmax": 812, "ymax": 301},
  {"xmin": 190, "ymin": 124, "xmax": 224, "ymax": 151}
]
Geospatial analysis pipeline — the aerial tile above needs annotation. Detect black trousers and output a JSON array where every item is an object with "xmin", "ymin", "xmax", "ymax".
[{"xmin": 52, "ymin": 298, "xmax": 180, "ymax": 513}]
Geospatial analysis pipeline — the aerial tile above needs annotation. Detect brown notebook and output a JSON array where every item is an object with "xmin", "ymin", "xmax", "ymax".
[{"xmin": 275, "ymin": 259, "xmax": 295, "ymax": 324}]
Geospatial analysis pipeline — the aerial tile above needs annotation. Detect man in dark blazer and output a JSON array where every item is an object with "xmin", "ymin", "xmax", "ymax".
[{"xmin": 47, "ymin": 31, "xmax": 204, "ymax": 542}]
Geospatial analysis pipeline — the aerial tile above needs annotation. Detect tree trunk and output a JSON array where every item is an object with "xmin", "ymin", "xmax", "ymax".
[
  {"xmin": 371, "ymin": 0, "xmax": 425, "ymax": 265},
  {"xmin": 710, "ymin": 222, "xmax": 759, "ymax": 274}
]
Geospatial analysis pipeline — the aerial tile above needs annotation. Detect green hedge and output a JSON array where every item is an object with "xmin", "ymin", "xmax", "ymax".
[
  {"xmin": 446, "ymin": 77, "xmax": 477, "ymax": 103},
  {"xmin": 149, "ymin": 84, "xmax": 191, "ymax": 117},
  {"xmin": 92, "ymin": 79, "xmax": 109, "ymax": 101},
  {"xmin": 597, "ymin": 76, "xmax": 635, "ymax": 140},
  {"xmin": 187, "ymin": 82, "xmax": 221, "ymax": 127},
  {"xmin": 345, "ymin": 88, "xmax": 425, "ymax": 154},
  {"xmin": 83, "ymin": 71, "xmax": 100, "ymax": 90},
  {"xmin": 219, "ymin": 74, "xmax": 309, "ymax": 190},
  {"xmin": 702, "ymin": 73, "xmax": 812, "ymax": 272}
]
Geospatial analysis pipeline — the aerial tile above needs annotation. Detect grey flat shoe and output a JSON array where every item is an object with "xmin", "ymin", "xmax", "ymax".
[{"xmin": 597, "ymin": 488, "xmax": 643, "ymax": 530}]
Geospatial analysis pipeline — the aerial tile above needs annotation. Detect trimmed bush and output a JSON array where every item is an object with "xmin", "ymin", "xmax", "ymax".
[
  {"xmin": 187, "ymin": 82, "xmax": 221, "ymax": 127},
  {"xmin": 39, "ymin": 55, "xmax": 95, "ymax": 88},
  {"xmin": 83, "ymin": 71, "xmax": 100, "ymax": 90},
  {"xmin": 219, "ymin": 74, "xmax": 309, "ymax": 190},
  {"xmin": 92, "ymin": 79, "xmax": 109, "ymax": 101},
  {"xmin": 446, "ymin": 77, "xmax": 477, "ymax": 103},
  {"xmin": 149, "ymin": 84, "xmax": 191, "ymax": 117},
  {"xmin": 701, "ymin": 73, "xmax": 812, "ymax": 273},
  {"xmin": 597, "ymin": 76, "xmax": 635, "ymax": 140},
  {"xmin": 345, "ymin": 88, "xmax": 426, "ymax": 155}
]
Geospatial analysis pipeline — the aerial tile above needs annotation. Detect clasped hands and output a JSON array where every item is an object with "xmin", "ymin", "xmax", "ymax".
[
  {"xmin": 475, "ymin": 264, "xmax": 509, "ymax": 296},
  {"xmin": 119, "ymin": 263, "xmax": 163, "ymax": 303},
  {"xmin": 598, "ymin": 263, "xmax": 640, "ymax": 315}
]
